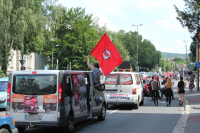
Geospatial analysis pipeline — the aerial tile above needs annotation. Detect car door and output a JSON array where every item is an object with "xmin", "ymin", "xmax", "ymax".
[
  {"xmin": 134, "ymin": 74, "xmax": 143, "ymax": 102},
  {"xmin": 71, "ymin": 73, "xmax": 88, "ymax": 118}
]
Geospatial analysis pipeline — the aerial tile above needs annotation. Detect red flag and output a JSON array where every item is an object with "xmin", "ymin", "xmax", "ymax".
[{"xmin": 91, "ymin": 33, "xmax": 123, "ymax": 76}]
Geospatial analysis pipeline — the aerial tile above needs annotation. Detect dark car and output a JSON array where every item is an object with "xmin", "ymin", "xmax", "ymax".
[{"xmin": 142, "ymin": 84, "xmax": 149, "ymax": 96}]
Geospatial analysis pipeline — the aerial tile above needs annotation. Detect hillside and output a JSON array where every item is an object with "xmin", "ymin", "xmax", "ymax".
[{"xmin": 161, "ymin": 52, "xmax": 188, "ymax": 59}]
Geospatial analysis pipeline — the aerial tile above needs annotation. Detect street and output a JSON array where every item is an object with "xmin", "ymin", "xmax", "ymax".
[{"xmin": 0, "ymin": 79, "xmax": 188, "ymax": 133}]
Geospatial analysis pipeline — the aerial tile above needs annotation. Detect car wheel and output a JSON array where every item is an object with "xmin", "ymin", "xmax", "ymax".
[
  {"xmin": 140, "ymin": 96, "xmax": 144, "ymax": 105},
  {"xmin": 17, "ymin": 127, "xmax": 26, "ymax": 132},
  {"xmin": 0, "ymin": 128, "xmax": 9, "ymax": 133},
  {"xmin": 98, "ymin": 104, "xmax": 106, "ymax": 121},
  {"xmin": 61, "ymin": 113, "xmax": 74, "ymax": 133},
  {"xmin": 133, "ymin": 102, "xmax": 139, "ymax": 109}
]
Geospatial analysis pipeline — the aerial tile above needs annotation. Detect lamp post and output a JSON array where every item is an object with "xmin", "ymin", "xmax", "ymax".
[
  {"xmin": 183, "ymin": 41, "xmax": 187, "ymax": 71},
  {"xmin": 132, "ymin": 24, "xmax": 143, "ymax": 72},
  {"xmin": 52, "ymin": 45, "xmax": 59, "ymax": 70}
]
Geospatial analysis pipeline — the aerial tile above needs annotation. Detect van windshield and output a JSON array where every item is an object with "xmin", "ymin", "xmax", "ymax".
[
  {"xmin": 0, "ymin": 81, "xmax": 8, "ymax": 91},
  {"xmin": 13, "ymin": 75, "xmax": 57, "ymax": 95}
]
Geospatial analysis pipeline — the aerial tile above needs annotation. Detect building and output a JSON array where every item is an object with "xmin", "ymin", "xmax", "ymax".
[{"xmin": 5, "ymin": 49, "xmax": 49, "ymax": 74}]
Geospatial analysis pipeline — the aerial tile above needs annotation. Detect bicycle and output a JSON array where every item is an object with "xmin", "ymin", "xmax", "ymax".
[{"xmin": 189, "ymin": 82, "xmax": 195, "ymax": 92}]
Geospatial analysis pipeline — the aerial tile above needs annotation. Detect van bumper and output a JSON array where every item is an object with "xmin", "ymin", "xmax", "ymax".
[{"xmin": 16, "ymin": 121, "xmax": 59, "ymax": 127}]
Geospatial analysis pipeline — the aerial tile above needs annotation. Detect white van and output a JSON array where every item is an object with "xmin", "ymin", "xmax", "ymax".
[
  {"xmin": 6, "ymin": 70, "xmax": 106, "ymax": 132},
  {"xmin": 105, "ymin": 72, "xmax": 144, "ymax": 109}
]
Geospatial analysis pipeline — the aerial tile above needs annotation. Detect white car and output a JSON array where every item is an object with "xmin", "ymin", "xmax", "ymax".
[{"xmin": 105, "ymin": 72, "xmax": 144, "ymax": 109}]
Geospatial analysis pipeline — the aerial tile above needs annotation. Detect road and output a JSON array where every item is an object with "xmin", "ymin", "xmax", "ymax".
[{"xmin": 0, "ymin": 79, "xmax": 185, "ymax": 133}]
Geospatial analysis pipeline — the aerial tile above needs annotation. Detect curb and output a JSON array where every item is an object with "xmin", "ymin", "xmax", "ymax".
[{"xmin": 172, "ymin": 97, "xmax": 190, "ymax": 133}]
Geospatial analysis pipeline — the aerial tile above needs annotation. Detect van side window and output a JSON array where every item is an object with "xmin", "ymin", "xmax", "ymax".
[
  {"xmin": 119, "ymin": 74, "xmax": 132, "ymax": 85},
  {"xmin": 65, "ymin": 75, "xmax": 72, "ymax": 95},
  {"xmin": 134, "ymin": 74, "xmax": 141, "ymax": 85}
]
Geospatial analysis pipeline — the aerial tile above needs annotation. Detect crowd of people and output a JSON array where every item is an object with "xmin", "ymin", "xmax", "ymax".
[{"xmin": 147, "ymin": 70, "xmax": 196, "ymax": 107}]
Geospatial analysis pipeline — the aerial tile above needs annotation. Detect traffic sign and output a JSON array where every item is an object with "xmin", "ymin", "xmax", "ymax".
[{"xmin": 194, "ymin": 62, "xmax": 200, "ymax": 68}]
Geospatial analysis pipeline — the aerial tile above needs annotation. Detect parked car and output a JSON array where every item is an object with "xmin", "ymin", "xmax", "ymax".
[
  {"xmin": 0, "ymin": 115, "xmax": 18, "ymax": 133},
  {"xmin": 142, "ymin": 84, "xmax": 149, "ymax": 96},
  {"xmin": 0, "ymin": 77, "xmax": 9, "ymax": 111},
  {"xmin": 105, "ymin": 72, "xmax": 144, "ymax": 109}
]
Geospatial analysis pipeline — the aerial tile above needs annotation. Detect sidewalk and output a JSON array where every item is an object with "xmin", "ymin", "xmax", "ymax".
[{"xmin": 173, "ymin": 87, "xmax": 200, "ymax": 133}]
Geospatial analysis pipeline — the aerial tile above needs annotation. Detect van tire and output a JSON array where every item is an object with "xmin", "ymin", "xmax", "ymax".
[
  {"xmin": 0, "ymin": 128, "xmax": 9, "ymax": 133},
  {"xmin": 134, "ymin": 102, "xmax": 139, "ymax": 109},
  {"xmin": 61, "ymin": 113, "xmax": 74, "ymax": 133},
  {"xmin": 17, "ymin": 127, "xmax": 26, "ymax": 132},
  {"xmin": 140, "ymin": 96, "xmax": 144, "ymax": 105},
  {"xmin": 98, "ymin": 104, "xmax": 106, "ymax": 121}
]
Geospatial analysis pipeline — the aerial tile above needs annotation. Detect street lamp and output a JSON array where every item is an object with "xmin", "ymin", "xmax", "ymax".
[
  {"xmin": 183, "ymin": 41, "xmax": 187, "ymax": 71},
  {"xmin": 132, "ymin": 24, "xmax": 143, "ymax": 72},
  {"xmin": 52, "ymin": 45, "xmax": 59, "ymax": 70}
]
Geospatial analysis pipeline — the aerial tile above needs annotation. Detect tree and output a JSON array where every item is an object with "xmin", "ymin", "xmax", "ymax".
[
  {"xmin": 0, "ymin": 0, "xmax": 61, "ymax": 73},
  {"xmin": 174, "ymin": 0, "xmax": 200, "ymax": 62},
  {"xmin": 43, "ymin": 7, "xmax": 100, "ymax": 70}
]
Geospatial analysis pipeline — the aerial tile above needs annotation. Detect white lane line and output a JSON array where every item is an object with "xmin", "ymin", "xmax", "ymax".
[{"xmin": 108, "ymin": 109, "xmax": 118, "ymax": 114}]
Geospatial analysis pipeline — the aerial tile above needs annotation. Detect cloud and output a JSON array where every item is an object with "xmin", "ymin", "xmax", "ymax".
[
  {"xmin": 93, "ymin": 13, "xmax": 118, "ymax": 31},
  {"xmin": 154, "ymin": 13, "xmax": 188, "ymax": 32}
]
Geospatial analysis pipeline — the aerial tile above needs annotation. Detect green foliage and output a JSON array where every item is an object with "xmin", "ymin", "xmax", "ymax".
[{"xmin": 0, "ymin": 0, "xmax": 60, "ymax": 73}]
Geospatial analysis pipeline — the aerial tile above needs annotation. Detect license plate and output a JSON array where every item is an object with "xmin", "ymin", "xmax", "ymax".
[
  {"xmin": 106, "ymin": 91, "xmax": 117, "ymax": 94},
  {"xmin": 25, "ymin": 115, "xmax": 42, "ymax": 120}
]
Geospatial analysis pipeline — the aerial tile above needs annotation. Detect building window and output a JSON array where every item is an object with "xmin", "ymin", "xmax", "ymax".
[
  {"xmin": 10, "ymin": 56, "xmax": 13, "ymax": 67},
  {"xmin": 26, "ymin": 57, "xmax": 28, "ymax": 67}
]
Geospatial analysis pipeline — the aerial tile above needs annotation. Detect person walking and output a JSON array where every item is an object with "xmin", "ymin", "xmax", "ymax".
[
  {"xmin": 149, "ymin": 76, "xmax": 154, "ymax": 98},
  {"xmin": 177, "ymin": 76, "xmax": 186, "ymax": 106},
  {"xmin": 151, "ymin": 76, "xmax": 160, "ymax": 106},
  {"xmin": 164, "ymin": 77, "xmax": 174, "ymax": 107}
]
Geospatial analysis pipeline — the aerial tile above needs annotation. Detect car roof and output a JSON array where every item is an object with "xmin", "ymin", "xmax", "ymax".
[{"xmin": 0, "ymin": 77, "xmax": 9, "ymax": 81}]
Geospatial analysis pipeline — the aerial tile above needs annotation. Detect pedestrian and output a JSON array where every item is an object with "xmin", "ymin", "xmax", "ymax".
[
  {"xmin": 177, "ymin": 76, "xmax": 186, "ymax": 106},
  {"xmin": 157, "ymin": 76, "xmax": 161, "ymax": 100},
  {"xmin": 164, "ymin": 77, "xmax": 174, "ymax": 107},
  {"xmin": 187, "ymin": 74, "xmax": 189, "ymax": 82},
  {"xmin": 87, "ymin": 55, "xmax": 103, "ymax": 89},
  {"xmin": 149, "ymin": 76, "xmax": 154, "ymax": 98},
  {"xmin": 151, "ymin": 76, "xmax": 160, "ymax": 106}
]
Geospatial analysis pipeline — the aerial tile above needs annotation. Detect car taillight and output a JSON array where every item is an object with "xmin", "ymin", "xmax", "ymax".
[
  {"xmin": 58, "ymin": 83, "xmax": 63, "ymax": 102},
  {"xmin": 132, "ymin": 88, "xmax": 137, "ymax": 94},
  {"xmin": 7, "ymin": 83, "xmax": 11, "ymax": 102}
]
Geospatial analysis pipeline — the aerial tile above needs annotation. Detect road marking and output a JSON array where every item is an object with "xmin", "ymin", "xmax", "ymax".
[
  {"xmin": 159, "ymin": 101, "xmax": 166, "ymax": 103},
  {"xmin": 108, "ymin": 109, "xmax": 118, "ymax": 114}
]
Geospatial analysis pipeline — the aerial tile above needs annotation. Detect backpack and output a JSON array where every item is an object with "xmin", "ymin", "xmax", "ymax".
[{"xmin": 152, "ymin": 81, "xmax": 159, "ymax": 90}]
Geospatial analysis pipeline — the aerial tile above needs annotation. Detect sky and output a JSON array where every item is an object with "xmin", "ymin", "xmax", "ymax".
[{"xmin": 58, "ymin": 0, "xmax": 193, "ymax": 54}]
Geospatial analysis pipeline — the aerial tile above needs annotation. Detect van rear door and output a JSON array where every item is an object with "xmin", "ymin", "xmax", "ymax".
[{"xmin": 10, "ymin": 72, "xmax": 58, "ymax": 122}]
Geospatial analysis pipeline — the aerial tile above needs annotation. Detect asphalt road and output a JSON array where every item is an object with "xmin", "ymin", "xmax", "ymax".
[{"xmin": 0, "ymin": 79, "xmax": 185, "ymax": 133}]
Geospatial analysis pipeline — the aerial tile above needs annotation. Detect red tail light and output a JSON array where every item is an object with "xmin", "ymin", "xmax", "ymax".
[
  {"xmin": 132, "ymin": 88, "xmax": 137, "ymax": 94},
  {"xmin": 58, "ymin": 83, "xmax": 63, "ymax": 102},
  {"xmin": 7, "ymin": 83, "xmax": 11, "ymax": 102}
]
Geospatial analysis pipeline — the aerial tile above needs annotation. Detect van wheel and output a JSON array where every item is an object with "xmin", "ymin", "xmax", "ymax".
[
  {"xmin": 134, "ymin": 102, "xmax": 139, "ymax": 109},
  {"xmin": 61, "ymin": 113, "xmax": 74, "ymax": 133},
  {"xmin": 140, "ymin": 96, "xmax": 144, "ymax": 105},
  {"xmin": 98, "ymin": 104, "xmax": 106, "ymax": 121},
  {"xmin": 17, "ymin": 127, "xmax": 26, "ymax": 132},
  {"xmin": 0, "ymin": 128, "xmax": 9, "ymax": 133}
]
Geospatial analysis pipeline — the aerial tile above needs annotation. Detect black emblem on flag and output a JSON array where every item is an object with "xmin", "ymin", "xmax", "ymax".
[{"xmin": 103, "ymin": 50, "xmax": 111, "ymax": 60}]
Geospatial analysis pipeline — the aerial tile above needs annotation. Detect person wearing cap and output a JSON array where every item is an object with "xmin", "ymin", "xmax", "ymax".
[{"xmin": 151, "ymin": 76, "xmax": 160, "ymax": 106}]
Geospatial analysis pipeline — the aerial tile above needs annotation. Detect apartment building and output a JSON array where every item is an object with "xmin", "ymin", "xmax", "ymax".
[{"xmin": 6, "ymin": 49, "xmax": 49, "ymax": 74}]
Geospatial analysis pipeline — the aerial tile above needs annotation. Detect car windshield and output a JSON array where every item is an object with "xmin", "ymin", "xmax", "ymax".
[
  {"xmin": 0, "ymin": 81, "xmax": 8, "ymax": 91},
  {"xmin": 13, "ymin": 75, "xmax": 57, "ymax": 95}
]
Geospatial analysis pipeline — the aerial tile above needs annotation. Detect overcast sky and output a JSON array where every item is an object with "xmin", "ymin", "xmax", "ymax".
[{"xmin": 58, "ymin": 0, "xmax": 193, "ymax": 54}]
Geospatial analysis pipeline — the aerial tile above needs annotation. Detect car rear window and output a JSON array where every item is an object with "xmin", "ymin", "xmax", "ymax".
[
  {"xmin": 0, "ymin": 81, "xmax": 8, "ymax": 91},
  {"xmin": 13, "ymin": 75, "xmax": 57, "ymax": 95},
  {"xmin": 119, "ymin": 74, "xmax": 132, "ymax": 85},
  {"xmin": 105, "ymin": 74, "xmax": 117, "ymax": 85}
]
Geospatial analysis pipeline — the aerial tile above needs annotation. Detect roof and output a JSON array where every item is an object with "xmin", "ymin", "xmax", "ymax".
[{"xmin": 118, "ymin": 61, "xmax": 131, "ymax": 69}]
